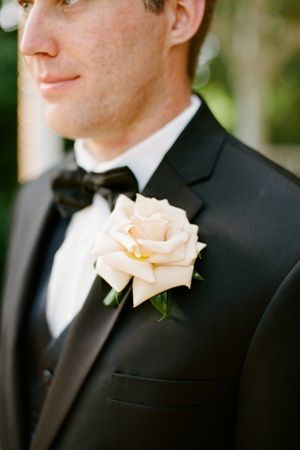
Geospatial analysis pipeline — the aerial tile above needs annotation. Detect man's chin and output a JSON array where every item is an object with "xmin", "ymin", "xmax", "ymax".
[{"xmin": 45, "ymin": 107, "xmax": 83, "ymax": 140}]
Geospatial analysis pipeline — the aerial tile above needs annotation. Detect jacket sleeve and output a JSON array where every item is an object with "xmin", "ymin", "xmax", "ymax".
[{"xmin": 236, "ymin": 259, "xmax": 300, "ymax": 450}]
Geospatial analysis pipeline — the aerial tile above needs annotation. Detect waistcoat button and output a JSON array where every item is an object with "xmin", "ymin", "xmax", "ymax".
[{"xmin": 42, "ymin": 369, "xmax": 53, "ymax": 386}]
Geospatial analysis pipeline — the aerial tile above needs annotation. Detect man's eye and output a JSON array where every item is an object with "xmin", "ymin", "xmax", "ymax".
[
  {"xmin": 18, "ymin": 0, "xmax": 32, "ymax": 13},
  {"xmin": 17, "ymin": 0, "xmax": 81, "ymax": 13},
  {"xmin": 62, "ymin": 0, "xmax": 82, "ymax": 7}
]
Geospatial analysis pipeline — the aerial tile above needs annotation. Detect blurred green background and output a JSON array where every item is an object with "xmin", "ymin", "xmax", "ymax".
[
  {"xmin": 0, "ymin": 27, "xmax": 17, "ymax": 291},
  {"xmin": 0, "ymin": 0, "xmax": 300, "ymax": 291}
]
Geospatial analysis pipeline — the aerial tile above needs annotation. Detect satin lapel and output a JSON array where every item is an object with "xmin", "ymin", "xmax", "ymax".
[
  {"xmin": 142, "ymin": 159, "xmax": 203, "ymax": 222},
  {"xmin": 1, "ymin": 174, "xmax": 55, "ymax": 450},
  {"xmin": 142, "ymin": 98, "xmax": 227, "ymax": 219},
  {"xmin": 30, "ymin": 99, "xmax": 226, "ymax": 450}
]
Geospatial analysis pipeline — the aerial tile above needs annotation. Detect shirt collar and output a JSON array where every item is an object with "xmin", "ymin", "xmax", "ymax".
[{"xmin": 74, "ymin": 95, "xmax": 201, "ymax": 191}]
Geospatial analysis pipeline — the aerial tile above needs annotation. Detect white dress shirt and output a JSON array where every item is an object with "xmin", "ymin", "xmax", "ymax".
[{"xmin": 46, "ymin": 95, "xmax": 201, "ymax": 338}]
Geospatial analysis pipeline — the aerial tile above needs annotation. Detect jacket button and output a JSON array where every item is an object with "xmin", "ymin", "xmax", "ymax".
[{"xmin": 42, "ymin": 369, "xmax": 53, "ymax": 386}]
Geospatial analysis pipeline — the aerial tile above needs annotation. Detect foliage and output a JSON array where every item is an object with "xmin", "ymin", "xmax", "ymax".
[
  {"xmin": 197, "ymin": 0, "xmax": 300, "ymax": 145},
  {"xmin": 0, "ymin": 29, "xmax": 18, "ymax": 293},
  {"xmin": 194, "ymin": 56, "xmax": 235, "ymax": 132},
  {"xmin": 267, "ymin": 0, "xmax": 300, "ymax": 19},
  {"xmin": 267, "ymin": 52, "xmax": 300, "ymax": 144},
  {"xmin": 216, "ymin": 0, "xmax": 300, "ymax": 18}
]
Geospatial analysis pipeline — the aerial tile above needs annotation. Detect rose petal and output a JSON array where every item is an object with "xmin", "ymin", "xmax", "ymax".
[
  {"xmin": 137, "ymin": 230, "xmax": 188, "ymax": 254},
  {"xmin": 197, "ymin": 242, "xmax": 207, "ymax": 254},
  {"xmin": 131, "ymin": 217, "xmax": 169, "ymax": 241},
  {"xmin": 110, "ymin": 226, "xmax": 139, "ymax": 253},
  {"xmin": 166, "ymin": 231, "xmax": 199, "ymax": 266},
  {"xmin": 148, "ymin": 244, "xmax": 186, "ymax": 264},
  {"xmin": 134, "ymin": 194, "xmax": 164, "ymax": 217},
  {"xmin": 113, "ymin": 194, "xmax": 135, "ymax": 214},
  {"xmin": 132, "ymin": 264, "xmax": 194, "ymax": 307},
  {"xmin": 92, "ymin": 232, "xmax": 124, "ymax": 256},
  {"xmin": 163, "ymin": 238, "xmax": 205, "ymax": 266},
  {"xmin": 101, "ymin": 195, "xmax": 132, "ymax": 229},
  {"xmin": 95, "ymin": 257, "xmax": 131, "ymax": 292},
  {"xmin": 103, "ymin": 251, "xmax": 155, "ymax": 283}
]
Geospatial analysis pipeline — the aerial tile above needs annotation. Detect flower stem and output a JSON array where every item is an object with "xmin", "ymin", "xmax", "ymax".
[{"xmin": 103, "ymin": 289, "xmax": 120, "ymax": 307}]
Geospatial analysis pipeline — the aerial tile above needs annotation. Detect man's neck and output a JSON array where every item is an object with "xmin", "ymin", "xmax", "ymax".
[{"xmin": 82, "ymin": 87, "xmax": 192, "ymax": 164}]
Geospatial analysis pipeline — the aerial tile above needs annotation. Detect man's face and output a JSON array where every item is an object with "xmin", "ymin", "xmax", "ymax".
[{"xmin": 19, "ymin": 0, "xmax": 170, "ymax": 141}]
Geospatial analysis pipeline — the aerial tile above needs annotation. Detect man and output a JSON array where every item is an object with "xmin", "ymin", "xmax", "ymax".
[{"xmin": 1, "ymin": 0, "xmax": 299, "ymax": 449}]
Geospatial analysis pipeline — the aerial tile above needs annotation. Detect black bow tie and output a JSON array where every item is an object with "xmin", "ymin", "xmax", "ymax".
[{"xmin": 52, "ymin": 165, "xmax": 138, "ymax": 218}]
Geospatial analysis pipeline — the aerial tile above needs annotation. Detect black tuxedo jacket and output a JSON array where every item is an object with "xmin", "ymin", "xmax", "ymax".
[{"xmin": 1, "ymin": 101, "xmax": 300, "ymax": 450}]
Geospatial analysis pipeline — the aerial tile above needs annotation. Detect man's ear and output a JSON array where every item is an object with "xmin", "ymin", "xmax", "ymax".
[{"xmin": 167, "ymin": 0, "xmax": 206, "ymax": 46}]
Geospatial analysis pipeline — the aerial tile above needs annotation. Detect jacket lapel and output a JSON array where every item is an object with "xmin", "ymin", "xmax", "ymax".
[
  {"xmin": 143, "ymin": 98, "xmax": 226, "ymax": 219},
  {"xmin": 143, "ymin": 158, "xmax": 203, "ymax": 221},
  {"xmin": 30, "ymin": 99, "xmax": 227, "ymax": 450}
]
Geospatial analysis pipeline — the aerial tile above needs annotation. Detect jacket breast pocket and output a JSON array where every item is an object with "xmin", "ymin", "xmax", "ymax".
[{"xmin": 109, "ymin": 372, "xmax": 218, "ymax": 409}]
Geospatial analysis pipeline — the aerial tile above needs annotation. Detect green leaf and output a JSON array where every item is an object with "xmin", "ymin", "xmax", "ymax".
[
  {"xmin": 103, "ymin": 289, "xmax": 121, "ymax": 307},
  {"xmin": 150, "ymin": 291, "xmax": 171, "ymax": 320},
  {"xmin": 192, "ymin": 270, "xmax": 204, "ymax": 281}
]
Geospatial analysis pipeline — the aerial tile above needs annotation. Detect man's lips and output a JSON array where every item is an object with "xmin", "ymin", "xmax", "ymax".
[
  {"xmin": 37, "ymin": 75, "xmax": 80, "ymax": 95},
  {"xmin": 37, "ymin": 74, "xmax": 80, "ymax": 83}
]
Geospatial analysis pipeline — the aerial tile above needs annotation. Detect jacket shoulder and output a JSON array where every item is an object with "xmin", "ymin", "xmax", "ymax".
[
  {"xmin": 14, "ymin": 152, "xmax": 76, "ymax": 230},
  {"xmin": 216, "ymin": 133, "xmax": 300, "ymax": 209},
  {"xmin": 225, "ymin": 133, "xmax": 299, "ymax": 189},
  {"xmin": 197, "ymin": 130, "xmax": 300, "ymax": 278}
]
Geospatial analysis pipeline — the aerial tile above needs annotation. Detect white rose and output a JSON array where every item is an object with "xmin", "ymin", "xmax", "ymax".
[{"xmin": 93, "ymin": 194, "xmax": 206, "ymax": 307}]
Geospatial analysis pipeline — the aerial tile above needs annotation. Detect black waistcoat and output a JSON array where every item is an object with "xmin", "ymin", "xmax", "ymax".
[{"xmin": 26, "ymin": 218, "xmax": 71, "ymax": 440}]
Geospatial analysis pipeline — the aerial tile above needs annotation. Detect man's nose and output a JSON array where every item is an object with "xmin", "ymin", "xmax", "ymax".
[{"xmin": 19, "ymin": 6, "xmax": 58, "ymax": 57}]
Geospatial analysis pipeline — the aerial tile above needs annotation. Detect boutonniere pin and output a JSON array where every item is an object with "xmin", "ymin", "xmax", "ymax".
[{"xmin": 93, "ymin": 194, "xmax": 206, "ymax": 319}]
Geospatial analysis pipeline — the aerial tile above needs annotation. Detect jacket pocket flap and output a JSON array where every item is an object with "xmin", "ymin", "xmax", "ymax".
[{"xmin": 110, "ymin": 372, "xmax": 218, "ymax": 408}]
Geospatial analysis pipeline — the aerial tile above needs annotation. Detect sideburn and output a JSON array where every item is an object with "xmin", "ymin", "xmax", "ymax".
[{"xmin": 143, "ymin": 0, "xmax": 164, "ymax": 14}]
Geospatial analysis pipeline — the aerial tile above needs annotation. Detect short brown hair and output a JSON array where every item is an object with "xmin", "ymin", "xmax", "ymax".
[{"xmin": 144, "ymin": 0, "xmax": 217, "ymax": 79}]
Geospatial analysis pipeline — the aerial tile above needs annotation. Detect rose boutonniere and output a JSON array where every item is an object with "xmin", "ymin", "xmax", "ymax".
[{"xmin": 93, "ymin": 194, "xmax": 206, "ymax": 319}]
